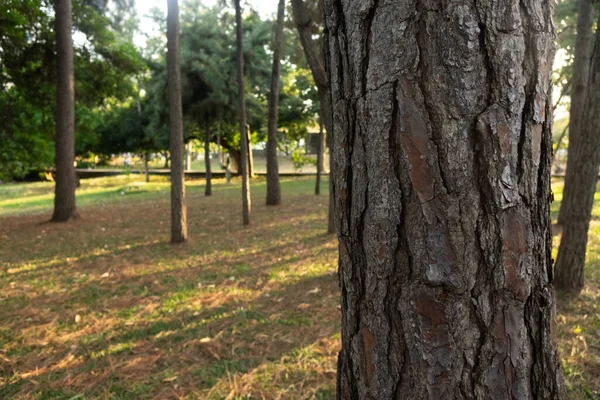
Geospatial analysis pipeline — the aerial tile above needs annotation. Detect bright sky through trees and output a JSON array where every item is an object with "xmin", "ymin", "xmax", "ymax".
[{"xmin": 134, "ymin": 0, "xmax": 280, "ymax": 47}]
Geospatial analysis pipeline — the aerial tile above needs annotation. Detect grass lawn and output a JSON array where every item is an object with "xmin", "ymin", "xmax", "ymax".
[{"xmin": 0, "ymin": 176, "xmax": 598, "ymax": 399}]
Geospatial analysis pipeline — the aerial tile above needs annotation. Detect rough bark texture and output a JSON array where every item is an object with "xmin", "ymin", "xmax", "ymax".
[
  {"xmin": 291, "ymin": 0, "xmax": 335, "ymax": 232},
  {"xmin": 266, "ymin": 0, "xmax": 286, "ymax": 206},
  {"xmin": 557, "ymin": 0, "xmax": 595, "ymax": 225},
  {"xmin": 325, "ymin": 0, "xmax": 564, "ymax": 398},
  {"xmin": 167, "ymin": 0, "xmax": 187, "ymax": 243},
  {"xmin": 204, "ymin": 129, "xmax": 212, "ymax": 196},
  {"xmin": 236, "ymin": 0, "xmax": 251, "ymax": 226},
  {"xmin": 316, "ymin": 116, "xmax": 326, "ymax": 195},
  {"xmin": 52, "ymin": 0, "xmax": 78, "ymax": 222},
  {"xmin": 555, "ymin": 17, "xmax": 600, "ymax": 292}
]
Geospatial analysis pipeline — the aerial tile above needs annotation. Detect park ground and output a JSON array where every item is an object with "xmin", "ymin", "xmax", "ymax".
[{"xmin": 0, "ymin": 176, "xmax": 598, "ymax": 399}]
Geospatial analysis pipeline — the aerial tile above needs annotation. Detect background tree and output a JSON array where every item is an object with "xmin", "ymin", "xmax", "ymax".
[
  {"xmin": 266, "ymin": 0, "xmax": 286, "ymax": 206},
  {"xmin": 167, "ymin": 0, "xmax": 188, "ymax": 243},
  {"xmin": 325, "ymin": 0, "xmax": 564, "ymax": 397},
  {"xmin": 0, "ymin": 0, "xmax": 143, "ymax": 181},
  {"xmin": 52, "ymin": 0, "xmax": 78, "ymax": 222},
  {"xmin": 557, "ymin": 0, "xmax": 595, "ymax": 226},
  {"xmin": 555, "ymin": 15, "xmax": 600, "ymax": 292},
  {"xmin": 290, "ymin": 0, "xmax": 333, "ymax": 233},
  {"xmin": 235, "ymin": 0, "xmax": 251, "ymax": 225}
]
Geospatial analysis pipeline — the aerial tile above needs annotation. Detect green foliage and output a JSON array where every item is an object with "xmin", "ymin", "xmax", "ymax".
[
  {"xmin": 291, "ymin": 148, "xmax": 317, "ymax": 171},
  {"xmin": 0, "ymin": 0, "xmax": 144, "ymax": 180}
]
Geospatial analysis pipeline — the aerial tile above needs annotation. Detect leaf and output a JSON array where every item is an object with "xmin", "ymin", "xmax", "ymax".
[{"xmin": 163, "ymin": 376, "xmax": 178, "ymax": 382}]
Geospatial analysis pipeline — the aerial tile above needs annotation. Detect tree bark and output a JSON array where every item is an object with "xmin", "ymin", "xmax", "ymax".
[
  {"xmin": 167, "ymin": 0, "xmax": 187, "ymax": 243},
  {"xmin": 266, "ymin": 0, "xmax": 285, "ymax": 206},
  {"xmin": 557, "ymin": 0, "xmax": 595, "ymax": 225},
  {"xmin": 325, "ymin": 0, "xmax": 564, "ymax": 398},
  {"xmin": 555, "ymin": 16, "xmax": 600, "ymax": 292},
  {"xmin": 236, "ymin": 0, "xmax": 251, "ymax": 226},
  {"xmin": 204, "ymin": 128, "xmax": 212, "ymax": 196},
  {"xmin": 52, "ymin": 0, "xmax": 78, "ymax": 222}
]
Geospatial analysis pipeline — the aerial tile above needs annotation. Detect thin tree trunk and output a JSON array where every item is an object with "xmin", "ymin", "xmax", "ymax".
[
  {"xmin": 217, "ymin": 118, "xmax": 222, "ymax": 166},
  {"xmin": 236, "ymin": 0, "xmax": 251, "ymax": 225},
  {"xmin": 247, "ymin": 124, "xmax": 254, "ymax": 177},
  {"xmin": 144, "ymin": 152, "xmax": 150, "ymax": 183},
  {"xmin": 204, "ymin": 128, "xmax": 212, "ymax": 196},
  {"xmin": 555, "ymin": 17, "xmax": 600, "ymax": 292},
  {"xmin": 52, "ymin": 0, "xmax": 78, "ymax": 222},
  {"xmin": 167, "ymin": 0, "xmax": 187, "ymax": 243},
  {"xmin": 266, "ymin": 0, "xmax": 285, "ymax": 206},
  {"xmin": 226, "ymin": 153, "xmax": 231, "ymax": 184},
  {"xmin": 315, "ymin": 115, "xmax": 325, "ymax": 195},
  {"xmin": 558, "ymin": 0, "xmax": 595, "ymax": 225},
  {"xmin": 325, "ymin": 0, "xmax": 564, "ymax": 397}
]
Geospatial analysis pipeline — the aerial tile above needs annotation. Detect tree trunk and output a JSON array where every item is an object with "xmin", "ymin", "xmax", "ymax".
[
  {"xmin": 291, "ymin": 0, "xmax": 334, "ymax": 232},
  {"xmin": 51, "ymin": 0, "xmax": 78, "ymax": 222},
  {"xmin": 247, "ymin": 124, "xmax": 254, "ymax": 177},
  {"xmin": 266, "ymin": 0, "xmax": 285, "ymax": 206},
  {"xmin": 315, "ymin": 115, "xmax": 326, "ymax": 195},
  {"xmin": 144, "ymin": 152, "xmax": 150, "ymax": 183},
  {"xmin": 325, "ymin": 1, "xmax": 564, "ymax": 398},
  {"xmin": 204, "ymin": 128, "xmax": 212, "ymax": 196},
  {"xmin": 167, "ymin": 0, "xmax": 187, "ymax": 243},
  {"xmin": 558, "ymin": 0, "xmax": 595, "ymax": 225},
  {"xmin": 555, "ymin": 17, "xmax": 600, "ymax": 292},
  {"xmin": 236, "ymin": 0, "xmax": 251, "ymax": 226}
]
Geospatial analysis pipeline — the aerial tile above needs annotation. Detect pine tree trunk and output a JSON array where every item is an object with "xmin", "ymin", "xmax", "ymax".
[
  {"xmin": 291, "ymin": 0, "xmax": 334, "ymax": 232},
  {"xmin": 316, "ymin": 116, "xmax": 326, "ymax": 195},
  {"xmin": 266, "ymin": 0, "xmax": 285, "ymax": 206},
  {"xmin": 51, "ymin": 0, "xmax": 78, "ymax": 222},
  {"xmin": 557, "ymin": 0, "xmax": 595, "ymax": 225},
  {"xmin": 555, "ymin": 17, "xmax": 600, "ymax": 292},
  {"xmin": 325, "ymin": 0, "xmax": 564, "ymax": 398},
  {"xmin": 167, "ymin": 0, "xmax": 187, "ymax": 243},
  {"xmin": 236, "ymin": 0, "xmax": 251, "ymax": 226},
  {"xmin": 204, "ymin": 129, "xmax": 212, "ymax": 196}
]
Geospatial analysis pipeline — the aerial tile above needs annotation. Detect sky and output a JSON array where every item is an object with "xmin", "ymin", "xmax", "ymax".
[{"xmin": 134, "ymin": 0, "xmax": 280, "ymax": 47}]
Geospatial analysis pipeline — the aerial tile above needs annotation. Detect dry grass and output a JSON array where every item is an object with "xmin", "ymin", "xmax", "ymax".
[
  {"xmin": 0, "ymin": 177, "xmax": 339, "ymax": 399},
  {"xmin": 0, "ymin": 176, "xmax": 598, "ymax": 399}
]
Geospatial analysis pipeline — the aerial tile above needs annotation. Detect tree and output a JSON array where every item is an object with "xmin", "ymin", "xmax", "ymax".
[
  {"xmin": 557, "ymin": 0, "xmax": 595, "ymax": 226},
  {"xmin": 325, "ymin": 0, "xmax": 564, "ymax": 397},
  {"xmin": 266, "ymin": 0, "xmax": 286, "ymax": 206},
  {"xmin": 52, "ymin": 0, "xmax": 78, "ymax": 222},
  {"xmin": 235, "ymin": 0, "xmax": 251, "ymax": 226},
  {"xmin": 555, "ymin": 15, "xmax": 600, "ymax": 292},
  {"xmin": 290, "ymin": 0, "xmax": 334, "ymax": 234},
  {"xmin": 204, "ymin": 126, "xmax": 212, "ymax": 196},
  {"xmin": 167, "ymin": 0, "xmax": 187, "ymax": 243},
  {"xmin": 0, "ymin": 0, "xmax": 143, "ymax": 181}
]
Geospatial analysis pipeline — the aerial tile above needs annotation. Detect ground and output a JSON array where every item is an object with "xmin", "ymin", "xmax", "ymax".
[{"xmin": 0, "ymin": 176, "xmax": 598, "ymax": 399}]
